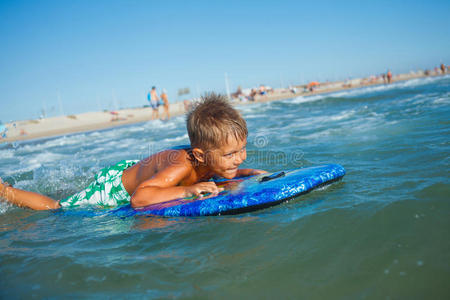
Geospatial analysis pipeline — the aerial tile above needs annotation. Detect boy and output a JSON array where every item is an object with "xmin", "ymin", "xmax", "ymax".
[{"xmin": 0, "ymin": 93, "xmax": 265, "ymax": 210}]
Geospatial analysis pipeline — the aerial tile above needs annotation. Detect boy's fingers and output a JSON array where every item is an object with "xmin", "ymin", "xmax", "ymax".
[{"xmin": 192, "ymin": 182, "xmax": 224, "ymax": 198}]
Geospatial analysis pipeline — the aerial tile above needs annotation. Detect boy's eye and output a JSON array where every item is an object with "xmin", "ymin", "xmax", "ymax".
[{"xmin": 223, "ymin": 146, "xmax": 246, "ymax": 158}]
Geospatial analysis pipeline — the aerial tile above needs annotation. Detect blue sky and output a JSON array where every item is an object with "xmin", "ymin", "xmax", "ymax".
[{"xmin": 1, "ymin": 0, "xmax": 449, "ymax": 122}]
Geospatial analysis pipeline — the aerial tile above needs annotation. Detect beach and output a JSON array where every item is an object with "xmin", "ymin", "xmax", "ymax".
[{"xmin": 0, "ymin": 70, "xmax": 443, "ymax": 143}]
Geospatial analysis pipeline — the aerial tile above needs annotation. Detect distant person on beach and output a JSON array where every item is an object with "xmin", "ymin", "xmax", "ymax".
[
  {"xmin": 259, "ymin": 85, "xmax": 266, "ymax": 95},
  {"xmin": 249, "ymin": 89, "xmax": 257, "ymax": 101},
  {"xmin": 386, "ymin": 70, "xmax": 392, "ymax": 84},
  {"xmin": 183, "ymin": 99, "xmax": 192, "ymax": 112},
  {"xmin": 289, "ymin": 86, "xmax": 297, "ymax": 94},
  {"xmin": 148, "ymin": 86, "xmax": 160, "ymax": 120},
  {"xmin": 440, "ymin": 63, "xmax": 446, "ymax": 74},
  {"xmin": 0, "ymin": 122, "xmax": 6, "ymax": 139},
  {"xmin": 231, "ymin": 86, "xmax": 243, "ymax": 100},
  {"xmin": 0, "ymin": 93, "xmax": 266, "ymax": 210},
  {"xmin": 160, "ymin": 89, "xmax": 170, "ymax": 120}
]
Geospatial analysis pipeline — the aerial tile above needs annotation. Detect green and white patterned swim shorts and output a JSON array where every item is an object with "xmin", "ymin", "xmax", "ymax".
[{"xmin": 59, "ymin": 160, "xmax": 139, "ymax": 208}]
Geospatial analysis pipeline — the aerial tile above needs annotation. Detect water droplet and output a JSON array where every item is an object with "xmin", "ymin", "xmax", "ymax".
[
  {"xmin": 417, "ymin": 260, "xmax": 423, "ymax": 266},
  {"xmin": 399, "ymin": 271, "xmax": 406, "ymax": 276},
  {"xmin": 384, "ymin": 269, "xmax": 390, "ymax": 275}
]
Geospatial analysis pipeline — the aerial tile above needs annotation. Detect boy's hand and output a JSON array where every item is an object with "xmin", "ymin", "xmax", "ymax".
[{"xmin": 185, "ymin": 182, "xmax": 224, "ymax": 198}]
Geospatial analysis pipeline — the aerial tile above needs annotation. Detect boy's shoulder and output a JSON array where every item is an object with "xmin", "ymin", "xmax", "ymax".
[{"xmin": 155, "ymin": 147, "xmax": 200, "ymax": 184}]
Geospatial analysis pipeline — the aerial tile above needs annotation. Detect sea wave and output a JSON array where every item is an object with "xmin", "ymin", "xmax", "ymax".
[{"xmin": 289, "ymin": 94, "xmax": 327, "ymax": 104}]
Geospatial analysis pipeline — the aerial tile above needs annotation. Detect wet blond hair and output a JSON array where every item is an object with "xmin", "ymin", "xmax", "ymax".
[{"xmin": 187, "ymin": 93, "xmax": 248, "ymax": 149}]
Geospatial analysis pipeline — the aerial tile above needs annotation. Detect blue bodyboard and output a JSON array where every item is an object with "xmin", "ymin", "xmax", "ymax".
[{"xmin": 112, "ymin": 164, "xmax": 345, "ymax": 217}]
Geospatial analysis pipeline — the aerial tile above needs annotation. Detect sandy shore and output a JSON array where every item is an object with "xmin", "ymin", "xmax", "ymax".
[
  {"xmin": 0, "ymin": 70, "xmax": 443, "ymax": 143},
  {"xmin": 1, "ymin": 102, "xmax": 187, "ymax": 143}
]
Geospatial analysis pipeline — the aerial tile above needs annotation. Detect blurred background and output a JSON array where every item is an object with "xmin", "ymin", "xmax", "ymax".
[{"xmin": 1, "ymin": 0, "xmax": 449, "ymax": 122}]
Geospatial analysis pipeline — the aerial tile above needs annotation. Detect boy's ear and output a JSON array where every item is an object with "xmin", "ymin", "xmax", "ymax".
[{"xmin": 191, "ymin": 148, "xmax": 205, "ymax": 163}]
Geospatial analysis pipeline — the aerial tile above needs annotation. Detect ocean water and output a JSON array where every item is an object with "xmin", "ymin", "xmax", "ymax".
[{"xmin": 1, "ymin": 76, "xmax": 449, "ymax": 299}]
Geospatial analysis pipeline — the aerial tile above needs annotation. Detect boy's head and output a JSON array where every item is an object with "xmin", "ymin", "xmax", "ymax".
[
  {"xmin": 186, "ymin": 93, "xmax": 248, "ymax": 178},
  {"xmin": 187, "ymin": 93, "xmax": 247, "ymax": 150}
]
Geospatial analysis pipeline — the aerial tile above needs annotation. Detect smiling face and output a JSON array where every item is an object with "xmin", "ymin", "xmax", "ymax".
[
  {"xmin": 187, "ymin": 94, "xmax": 249, "ymax": 179},
  {"xmin": 203, "ymin": 136, "xmax": 247, "ymax": 179}
]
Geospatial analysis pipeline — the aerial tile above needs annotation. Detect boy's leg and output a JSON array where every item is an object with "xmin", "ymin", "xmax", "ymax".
[{"xmin": 0, "ymin": 178, "xmax": 60, "ymax": 210}]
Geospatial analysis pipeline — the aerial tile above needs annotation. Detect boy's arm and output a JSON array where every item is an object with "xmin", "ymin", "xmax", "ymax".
[
  {"xmin": 236, "ymin": 168, "xmax": 268, "ymax": 177},
  {"xmin": 130, "ymin": 165, "xmax": 222, "ymax": 208}
]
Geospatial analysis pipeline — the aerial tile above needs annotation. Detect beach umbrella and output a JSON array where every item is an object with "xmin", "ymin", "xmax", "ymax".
[{"xmin": 307, "ymin": 81, "xmax": 320, "ymax": 88}]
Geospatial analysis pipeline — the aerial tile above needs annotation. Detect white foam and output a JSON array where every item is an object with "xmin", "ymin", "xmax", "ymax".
[
  {"xmin": 0, "ymin": 149, "xmax": 14, "ymax": 159},
  {"xmin": 278, "ymin": 108, "xmax": 361, "ymax": 133},
  {"xmin": 15, "ymin": 133, "xmax": 91, "ymax": 154},
  {"xmin": 0, "ymin": 201, "xmax": 13, "ymax": 214},
  {"xmin": 143, "ymin": 118, "xmax": 181, "ymax": 130},
  {"xmin": 432, "ymin": 95, "xmax": 450, "ymax": 106},
  {"xmin": 244, "ymin": 114, "xmax": 263, "ymax": 119},
  {"xmin": 127, "ymin": 126, "xmax": 145, "ymax": 133},
  {"xmin": 162, "ymin": 133, "xmax": 189, "ymax": 143},
  {"xmin": 329, "ymin": 109, "xmax": 356, "ymax": 121},
  {"xmin": 322, "ymin": 76, "xmax": 449, "ymax": 99},
  {"xmin": 237, "ymin": 101, "xmax": 273, "ymax": 113},
  {"xmin": 41, "ymin": 136, "xmax": 83, "ymax": 147},
  {"xmin": 289, "ymin": 94, "xmax": 326, "ymax": 104},
  {"xmin": 330, "ymin": 84, "xmax": 395, "ymax": 98},
  {"xmin": 8, "ymin": 152, "xmax": 68, "ymax": 175},
  {"xmin": 394, "ymin": 90, "xmax": 449, "ymax": 111}
]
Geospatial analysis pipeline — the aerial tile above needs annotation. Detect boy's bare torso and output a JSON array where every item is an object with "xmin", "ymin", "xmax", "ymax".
[{"xmin": 121, "ymin": 149, "xmax": 202, "ymax": 197}]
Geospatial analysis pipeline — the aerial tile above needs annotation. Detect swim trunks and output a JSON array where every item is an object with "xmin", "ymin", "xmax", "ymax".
[
  {"xmin": 150, "ymin": 100, "xmax": 159, "ymax": 110},
  {"xmin": 59, "ymin": 160, "xmax": 139, "ymax": 208}
]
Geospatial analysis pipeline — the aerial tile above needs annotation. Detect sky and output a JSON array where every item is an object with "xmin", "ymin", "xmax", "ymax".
[{"xmin": 1, "ymin": 0, "xmax": 449, "ymax": 122}]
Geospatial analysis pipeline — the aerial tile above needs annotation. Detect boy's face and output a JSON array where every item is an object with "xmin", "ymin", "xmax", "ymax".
[{"xmin": 205, "ymin": 136, "xmax": 247, "ymax": 179}]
